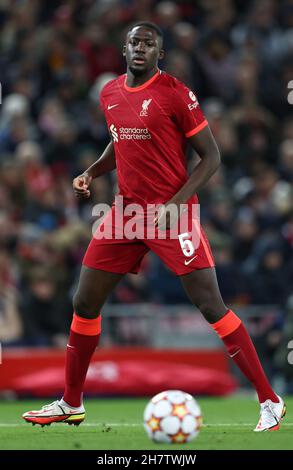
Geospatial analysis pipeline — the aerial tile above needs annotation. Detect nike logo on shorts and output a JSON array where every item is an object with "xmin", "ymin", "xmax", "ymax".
[
  {"xmin": 107, "ymin": 104, "xmax": 119, "ymax": 110},
  {"xmin": 230, "ymin": 349, "xmax": 241, "ymax": 358},
  {"xmin": 184, "ymin": 255, "xmax": 198, "ymax": 266}
]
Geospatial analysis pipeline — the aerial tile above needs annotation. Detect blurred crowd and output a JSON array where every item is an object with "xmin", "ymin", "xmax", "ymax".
[{"xmin": 0, "ymin": 0, "xmax": 292, "ymax": 355}]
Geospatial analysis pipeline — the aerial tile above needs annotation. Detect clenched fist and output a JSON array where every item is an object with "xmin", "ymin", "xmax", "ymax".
[{"xmin": 72, "ymin": 172, "xmax": 92, "ymax": 198}]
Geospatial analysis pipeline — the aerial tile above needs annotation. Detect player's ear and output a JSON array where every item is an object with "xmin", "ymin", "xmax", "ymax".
[
  {"xmin": 159, "ymin": 49, "xmax": 165, "ymax": 60},
  {"xmin": 122, "ymin": 45, "xmax": 126, "ymax": 56}
]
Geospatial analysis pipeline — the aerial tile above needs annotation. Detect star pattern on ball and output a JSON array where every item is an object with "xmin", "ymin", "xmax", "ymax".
[
  {"xmin": 144, "ymin": 391, "xmax": 202, "ymax": 444},
  {"xmin": 172, "ymin": 431, "xmax": 188, "ymax": 443},
  {"xmin": 172, "ymin": 404, "xmax": 188, "ymax": 419},
  {"xmin": 147, "ymin": 415, "xmax": 161, "ymax": 432}
]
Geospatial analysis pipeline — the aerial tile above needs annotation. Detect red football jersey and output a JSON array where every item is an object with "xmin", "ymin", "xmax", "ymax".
[{"xmin": 100, "ymin": 70, "xmax": 208, "ymax": 206}]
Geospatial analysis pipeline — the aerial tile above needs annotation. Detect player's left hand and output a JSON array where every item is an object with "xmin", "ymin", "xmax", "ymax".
[{"xmin": 154, "ymin": 200, "xmax": 182, "ymax": 230}]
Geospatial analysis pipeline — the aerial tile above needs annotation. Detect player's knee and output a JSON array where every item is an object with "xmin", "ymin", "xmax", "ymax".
[
  {"xmin": 72, "ymin": 293, "xmax": 100, "ymax": 319},
  {"xmin": 197, "ymin": 300, "xmax": 225, "ymax": 324}
]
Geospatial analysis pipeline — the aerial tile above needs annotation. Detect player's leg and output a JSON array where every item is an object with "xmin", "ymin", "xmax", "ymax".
[
  {"xmin": 59, "ymin": 224, "xmax": 148, "ymax": 413},
  {"xmin": 62, "ymin": 266, "xmax": 123, "ymax": 408},
  {"xmin": 146, "ymin": 214, "xmax": 285, "ymax": 432},
  {"xmin": 73, "ymin": 265, "xmax": 123, "ymax": 318},
  {"xmin": 22, "ymin": 267, "xmax": 123, "ymax": 427},
  {"xmin": 180, "ymin": 266, "xmax": 227, "ymax": 322},
  {"xmin": 23, "ymin": 205, "xmax": 150, "ymax": 425},
  {"xmin": 180, "ymin": 267, "xmax": 286, "ymax": 431}
]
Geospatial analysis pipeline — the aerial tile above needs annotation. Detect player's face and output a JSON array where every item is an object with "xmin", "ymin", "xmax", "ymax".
[{"xmin": 124, "ymin": 27, "xmax": 163, "ymax": 77}]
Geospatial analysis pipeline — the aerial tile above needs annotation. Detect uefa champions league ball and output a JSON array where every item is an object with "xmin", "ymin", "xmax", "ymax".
[{"xmin": 143, "ymin": 390, "xmax": 202, "ymax": 444}]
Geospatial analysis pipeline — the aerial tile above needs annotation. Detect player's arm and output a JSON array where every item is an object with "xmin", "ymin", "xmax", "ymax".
[
  {"xmin": 154, "ymin": 125, "xmax": 220, "ymax": 229},
  {"xmin": 73, "ymin": 141, "xmax": 116, "ymax": 198},
  {"xmin": 170, "ymin": 125, "xmax": 220, "ymax": 205}
]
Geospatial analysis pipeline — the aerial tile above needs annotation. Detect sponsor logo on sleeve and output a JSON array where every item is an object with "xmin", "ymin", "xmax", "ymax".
[{"xmin": 188, "ymin": 91, "xmax": 199, "ymax": 110}]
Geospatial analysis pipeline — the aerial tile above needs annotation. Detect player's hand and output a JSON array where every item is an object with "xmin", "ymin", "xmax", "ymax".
[
  {"xmin": 154, "ymin": 201, "xmax": 181, "ymax": 230},
  {"xmin": 72, "ymin": 172, "xmax": 93, "ymax": 199}
]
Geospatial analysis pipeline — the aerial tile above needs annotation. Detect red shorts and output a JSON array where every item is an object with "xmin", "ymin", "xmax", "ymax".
[{"xmin": 83, "ymin": 204, "xmax": 215, "ymax": 276}]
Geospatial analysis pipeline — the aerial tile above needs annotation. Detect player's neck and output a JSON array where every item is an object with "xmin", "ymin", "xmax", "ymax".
[{"xmin": 126, "ymin": 67, "xmax": 159, "ymax": 88}]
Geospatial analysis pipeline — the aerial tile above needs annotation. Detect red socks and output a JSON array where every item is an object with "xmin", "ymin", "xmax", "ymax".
[
  {"xmin": 63, "ymin": 310, "xmax": 278, "ymax": 407},
  {"xmin": 63, "ymin": 313, "xmax": 101, "ymax": 407},
  {"xmin": 212, "ymin": 310, "xmax": 278, "ymax": 403}
]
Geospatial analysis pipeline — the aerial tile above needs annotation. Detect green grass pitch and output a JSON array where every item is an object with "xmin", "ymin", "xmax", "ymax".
[{"xmin": 0, "ymin": 397, "xmax": 292, "ymax": 450}]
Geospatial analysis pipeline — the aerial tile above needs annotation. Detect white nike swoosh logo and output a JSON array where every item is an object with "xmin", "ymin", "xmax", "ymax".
[
  {"xmin": 184, "ymin": 255, "xmax": 198, "ymax": 266},
  {"xmin": 230, "ymin": 349, "xmax": 241, "ymax": 358},
  {"xmin": 67, "ymin": 344, "xmax": 75, "ymax": 349},
  {"xmin": 107, "ymin": 104, "xmax": 119, "ymax": 110}
]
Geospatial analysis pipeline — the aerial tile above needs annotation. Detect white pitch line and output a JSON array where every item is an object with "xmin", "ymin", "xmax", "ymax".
[
  {"xmin": 81, "ymin": 423, "xmax": 293, "ymax": 427},
  {"xmin": 0, "ymin": 423, "xmax": 292, "ymax": 428},
  {"xmin": 83, "ymin": 423, "xmax": 293, "ymax": 428}
]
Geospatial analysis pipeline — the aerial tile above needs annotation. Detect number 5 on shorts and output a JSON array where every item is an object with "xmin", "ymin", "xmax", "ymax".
[{"xmin": 178, "ymin": 232, "xmax": 195, "ymax": 257}]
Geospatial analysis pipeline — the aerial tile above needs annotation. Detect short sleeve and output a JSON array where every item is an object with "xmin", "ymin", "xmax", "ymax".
[{"xmin": 172, "ymin": 80, "xmax": 208, "ymax": 138}]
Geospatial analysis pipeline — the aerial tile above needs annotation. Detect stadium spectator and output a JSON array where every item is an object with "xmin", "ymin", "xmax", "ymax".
[
  {"xmin": 20, "ymin": 266, "xmax": 71, "ymax": 347},
  {"xmin": 0, "ymin": 248, "xmax": 22, "ymax": 345}
]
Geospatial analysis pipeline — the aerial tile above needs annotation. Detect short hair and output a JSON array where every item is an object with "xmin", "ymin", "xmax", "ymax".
[{"xmin": 128, "ymin": 21, "xmax": 163, "ymax": 45}]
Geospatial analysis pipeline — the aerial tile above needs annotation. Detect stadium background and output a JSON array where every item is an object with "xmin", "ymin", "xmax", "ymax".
[{"xmin": 0, "ymin": 0, "xmax": 292, "ymax": 402}]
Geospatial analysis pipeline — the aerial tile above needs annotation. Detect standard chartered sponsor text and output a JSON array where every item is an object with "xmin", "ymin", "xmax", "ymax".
[{"xmin": 119, "ymin": 127, "xmax": 151, "ymax": 139}]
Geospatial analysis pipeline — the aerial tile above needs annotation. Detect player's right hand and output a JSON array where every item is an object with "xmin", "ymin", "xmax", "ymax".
[{"xmin": 72, "ymin": 172, "xmax": 93, "ymax": 198}]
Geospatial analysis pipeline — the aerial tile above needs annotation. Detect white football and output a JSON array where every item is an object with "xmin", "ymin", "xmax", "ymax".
[{"xmin": 143, "ymin": 390, "xmax": 202, "ymax": 444}]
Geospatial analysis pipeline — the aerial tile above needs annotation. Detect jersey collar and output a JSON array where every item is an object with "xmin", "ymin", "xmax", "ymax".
[{"xmin": 124, "ymin": 69, "xmax": 161, "ymax": 92}]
